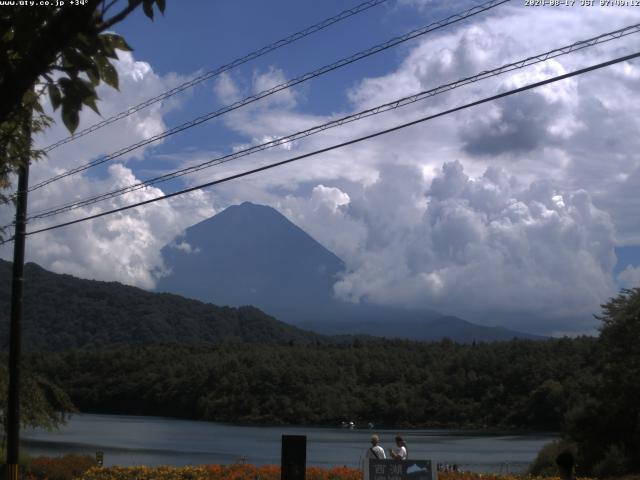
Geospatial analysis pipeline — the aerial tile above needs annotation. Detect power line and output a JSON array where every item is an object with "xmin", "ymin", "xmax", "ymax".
[
  {"xmin": 1, "ymin": 50, "xmax": 634, "ymax": 245},
  {"xmin": 22, "ymin": 0, "xmax": 509, "ymax": 195},
  {"xmin": 21, "ymin": 23, "xmax": 640, "ymax": 223},
  {"xmin": 40, "ymin": 0, "xmax": 391, "ymax": 153},
  {"xmin": 28, "ymin": 0, "xmax": 508, "ymax": 193}
]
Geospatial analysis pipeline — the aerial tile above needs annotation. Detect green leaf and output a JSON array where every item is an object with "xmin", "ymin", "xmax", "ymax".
[
  {"xmin": 86, "ymin": 64, "xmax": 100, "ymax": 86},
  {"xmin": 62, "ymin": 47, "xmax": 93, "ymax": 71},
  {"xmin": 103, "ymin": 62, "xmax": 119, "ymax": 90},
  {"xmin": 61, "ymin": 102, "xmax": 80, "ymax": 133},
  {"xmin": 32, "ymin": 101, "xmax": 45, "ymax": 115},
  {"xmin": 57, "ymin": 77, "xmax": 74, "ymax": 95},
  {"xmin": 98, "ymin": 36, "xmax": 118, "ymax": 59},
  {"xmin": 1, "ymin": 28, "xmax": 14, "ymax": 43},
  {"xmin": 143, "ymin": 0, "xmax": 154, "ymax": 20},
  {"xmin": 102, "ymin": 34, "xmax": 133, "ymax": 53},
  {"xmin": 75, "ymin": 33, "xmax": 100, "ymax": 56},
  {"xmin": 82, "ymin": 95, "xmax": 100, "ymax": 115},
  {"xmin": 22, "ymin": 89, "xmax": 37, "ymax": 106},
  {"xmin": 75, "ymin": 33, "xmax": 92, "ymax": 50},
  {"xmin": 95, "ymin": 56, "xmax": 119, "ymax": 91},
  {"xmin": 74, "ymin": 77, "xmax": 96, "ymax": 98},
  {"xmin": 48, "ymin": 84, "xmax": 62, "ymax": 111}
]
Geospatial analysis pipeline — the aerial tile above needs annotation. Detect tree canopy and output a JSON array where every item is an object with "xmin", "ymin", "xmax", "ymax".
[
  {"xmin": 0, "ymin": 0, "xmax": 166, "ymax": 200},
  {"xmin": 0, "ymin": 0, "xmax": 167, "ymax": 432},
  {"xmin": 0, "ymin": 362, "xmax": 76, "ymax": 432},
  {"xmin": 565, "ymin": 287, "xmax": 640, "ymax": 475},
  {"xmin": 26, "ymin": 337, "xmax": 597, "ymax": 430}
]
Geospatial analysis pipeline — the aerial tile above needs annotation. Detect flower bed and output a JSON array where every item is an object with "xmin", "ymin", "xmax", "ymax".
[
  {"xmin": 24, "ymin": 454, "xmax": 97, "ymax": 480},
  {"xmin": 77, "ymin": 464, "xmax": 363, "ymax": 480},
  {"xmin": 27, "ymin": 460, "xmax": 630, "ymax": 480}
]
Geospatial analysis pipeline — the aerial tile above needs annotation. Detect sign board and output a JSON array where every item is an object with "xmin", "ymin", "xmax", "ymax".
[
  {"xmin": 366, "ymin": 459, "xmax": 437, "ymax": 480},
  {"xmin": 281, "ymin": 435, "xmax": 306, "ymax": 480}
]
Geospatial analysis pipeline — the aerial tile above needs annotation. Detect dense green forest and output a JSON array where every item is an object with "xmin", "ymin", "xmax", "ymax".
[
  {"xmin": 0, "ymin": 257, "xmax": 637, "ymax": 474},
  {"xmin": 0, "ymin": 261, "xmax": 330, "ymax": 350},
  {"xmin": 27, "ymin": 337, "xmax": 595, "ymax": 430}
]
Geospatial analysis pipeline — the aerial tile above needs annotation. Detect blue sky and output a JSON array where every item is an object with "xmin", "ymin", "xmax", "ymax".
[
  {"xmin": 109, "ymin": 0, "xmax": 434, "ymax": 173},
  {"xmin": 2, "ymin": 0, "xmax": 640, "ymax": 335}
]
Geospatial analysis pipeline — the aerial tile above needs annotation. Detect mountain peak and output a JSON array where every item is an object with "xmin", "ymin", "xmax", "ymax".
[
  {"xmin": 157, "ymin": 203, "xmax": 544, "ymax": 342},
  {"xmin": 156, "ymin": 203, "xmax": 345, "ymax": 317},
  {"xmin": 190, "ymin": 202, "xmax": 314, "ymax": 241},
  {"xmin": 229, "ymin": 201, "xmax": 276, "ymax": 214},
  {"xmin": 238, "ymin": 201, "xmax": 266, "ymax": 209}
]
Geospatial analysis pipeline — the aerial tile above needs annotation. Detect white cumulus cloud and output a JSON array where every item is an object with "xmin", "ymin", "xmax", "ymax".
[
  {"xmin": 618, "ymin": 265, "xmax": 640, "ymax": 288},
  {"xmin": 329, "ymin": 162, "xmax": 617, "ymax": 333},
  {"xmin": 0, "ymin": 51, "xmax": 216, "ymax": 288},
  {"xmin": 4, "ymin": 4, "xmax": 640, "ymax": 336}
]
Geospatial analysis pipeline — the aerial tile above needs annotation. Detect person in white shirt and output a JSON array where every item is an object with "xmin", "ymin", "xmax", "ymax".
[
  {"xmin": 366, "ymin": 434, "xmax": 386, "ymax": 460},
  {"xmin": 389, "ymin": 435, "xmax": 407, "ymax": 460}
]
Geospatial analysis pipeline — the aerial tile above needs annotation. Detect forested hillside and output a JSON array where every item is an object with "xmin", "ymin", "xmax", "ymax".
[
  {"xmin": 0, "ymin": 259, "xmax": 540, "ymax": 349},
  {"xmin": 28, "ymin": 337, "xmax": 596, "ymax": 430},
  {"xmin": 0, "ymin": 260, "xmax": 328, "ymax": 350}
]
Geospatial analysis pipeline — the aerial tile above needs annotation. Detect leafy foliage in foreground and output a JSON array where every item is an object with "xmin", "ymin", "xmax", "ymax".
[
  {"xmin": 0, "ymin": 362, "xmax": 75, "ymax": 431},
  {"xmin": 25, "ymin": 454, "xmax": 97, "ymax": 480},
  {"xmin": 77, "ymin": 464, "xmax": 360, "ymax": 480},
  {"xmin": 564, "ymin": 288, "xmax": 640, "ymax": 475},
  {"xmin": 528, "ymin": 440, "xmax": 577, "ymax": 476},
  {"xmin": 0, "ymin": 0, "xmax": 166, "ymax": 207},
  {"xmin": 67, "ymin": 464, "xmax": 609, "ymax": 480},
  {"xmin": 29, "ymin": 337, "xmax": 595, "ymax": 430}
]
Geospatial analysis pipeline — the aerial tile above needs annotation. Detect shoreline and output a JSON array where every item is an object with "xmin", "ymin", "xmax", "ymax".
[
  {"xmin": 66, "ymin": 411, "xmax": 560, "ymax": 436},
  {"xmin": 22, "ymin": 413, "xmax": 554, "ymax": 473}
]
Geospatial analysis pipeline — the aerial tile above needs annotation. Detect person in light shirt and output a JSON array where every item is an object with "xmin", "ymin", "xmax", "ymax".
[
  {"xmin": 366, "ymin": 434, "xmax": 386, "ymax": 460},
  {"xmin": 389, "ymin": 435, "xmax": 407, "ymax": 460}
]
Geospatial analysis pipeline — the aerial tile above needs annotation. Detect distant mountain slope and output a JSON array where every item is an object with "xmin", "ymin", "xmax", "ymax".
[
  {"xmin": 0, "ymin": 260, "xmax": 328, "ymax": 351},
  {"xmin": 307, "ymin": 316, "xmax": 544, "ymax": 343},
  {"xmin": 157, "ymin": 202, "xmax": 544, "ymax": 342},
  {"xmin": 156, "ymin": 202, "xmax": 345, "ymax": 323}
]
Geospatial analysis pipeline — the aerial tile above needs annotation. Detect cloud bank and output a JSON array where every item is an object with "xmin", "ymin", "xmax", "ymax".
[
  {"xmin": 203, "ymin": 4, "xmax": 639, "ymax": 334},
  {"xmin": 0, "ymin": 51, "xmax": 217, "ymax": 288},
  {"xmin": 3, "ymin": 4, "xmax": 639, "ymax": 335}
]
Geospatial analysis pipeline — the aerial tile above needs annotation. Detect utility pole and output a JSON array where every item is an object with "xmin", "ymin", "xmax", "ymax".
[{"xmin": 5, "ymin": 114, "xmax": 31, "ymax": 480}]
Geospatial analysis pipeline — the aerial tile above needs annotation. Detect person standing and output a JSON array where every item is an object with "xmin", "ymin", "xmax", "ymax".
[
  {"xmin": 389, "ymin": 435, "xmax": 407, "ymax": 460},
  {"xmin": 366, "ymin": 434, "xmax": 386, "ymax": 460}
]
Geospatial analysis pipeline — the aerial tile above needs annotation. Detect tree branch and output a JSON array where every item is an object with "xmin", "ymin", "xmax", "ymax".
[
  {"xmin": 0, "ymin": 1, "xmax": 101, "ymax": 123},
  {"xmin": 101, "ymin": 0, "xmax": 121, "ymax": 16},
  {"xmin": 98, "ymin": 0, "xmax": 144, "ymax": 32}
]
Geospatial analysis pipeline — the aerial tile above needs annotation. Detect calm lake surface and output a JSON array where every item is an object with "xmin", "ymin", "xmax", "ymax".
[{"xmin": 22, "ymin": 414, "xmax": 556, "ymax": 473}]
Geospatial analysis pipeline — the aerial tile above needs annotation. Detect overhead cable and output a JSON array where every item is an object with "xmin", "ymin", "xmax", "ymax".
[
  {"xmin": 23, "ymin": 0, "xmax": 509, "ymax": 195},
  {"xmin": 22, "ymin": 23, "xmax": 640, "ymax": 223},
  {"xmin": 41, "ymin": 0, "xmax": 391, "ymax": 153},
  {"xmin": 0, "ymin": 50, "xmax": 633, "ymax": 245}
]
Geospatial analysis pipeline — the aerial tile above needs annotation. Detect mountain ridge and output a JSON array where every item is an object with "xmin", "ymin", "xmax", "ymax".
[
  {"xmin": 0, "ymin": 259, "xmax": 331, "ymax": 351},
  {"xmin": 157, "ymin": 202, "xmax": 544, "ymax": 342},
  {"xmin": 157, "ymin": 202, "xmax": 345, "ymax": 323}
]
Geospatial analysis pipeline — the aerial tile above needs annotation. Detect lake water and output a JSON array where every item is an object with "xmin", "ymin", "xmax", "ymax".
[{"xmin": 22, "ymin": 414, "xmax": 556, "ymax": 473}]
